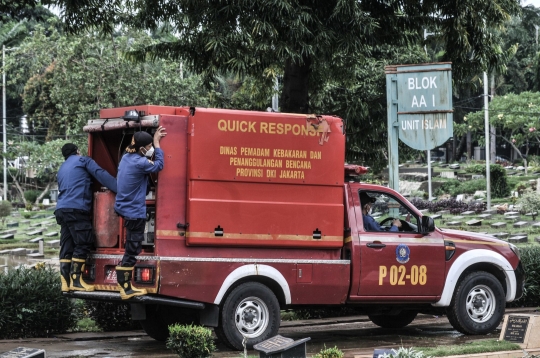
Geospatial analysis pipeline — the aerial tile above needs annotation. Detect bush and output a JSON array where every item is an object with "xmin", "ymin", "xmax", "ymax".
[
  {"xmin": 24, "ymin": 190, "xmax": 40, "ymax": 204},
  {"xmin": 83, "ymin": 301, "xmax": 139, "ymax": 331},
  {"xmin": 314, "ymin": 346, "xmax": 344, "ymax": 358},
  {"xmin": 0, "ymin": 200, "xmax": 12, "ymax": 225},
  {"xmin": 508, "ymin": 246, "xmax": 540, "ymax": 308},
  {"xmin": 166, "ymin": 324, "xmax": 216, "ymax": 358},
  {"xmin": 382, "ymin": 347, "xmax": 432, "ymax": 358},
  {"xmin": 409, "ymin": 198, "xmax": 485, "ymax": 214},
  {"xmin": 0, "ymin": 265, "xmax": 77, "ymax": 338},
  {"xmin": 465, "ymin": 164, "xmax": 510, "ymax": 198},
  {"xmin": 517, "ymin": 189, "xmax": 540, "ymax": 220},
  {"xmin": 435, "ymin": 179, "xmax": 486, "ymax": 197}
]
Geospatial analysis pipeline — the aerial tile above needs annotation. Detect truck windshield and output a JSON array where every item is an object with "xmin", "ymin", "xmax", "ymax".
[{"xmin": 361, "ymin": 191, "xmax": 420, "ymax": 233}]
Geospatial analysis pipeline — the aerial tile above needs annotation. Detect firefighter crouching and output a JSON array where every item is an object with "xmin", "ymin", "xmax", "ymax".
[
  {"xmin": 114, "ymin": 128, "xmax": 166, "ymax": 299},
  {"xmin": 55, "ymin": 143, "xmax": 117, "ymax": 292}
]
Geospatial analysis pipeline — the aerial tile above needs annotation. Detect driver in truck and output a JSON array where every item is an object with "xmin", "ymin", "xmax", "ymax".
[{"xmin": 360, "ymin": 192, "xmax": 401, "ymax": 232}]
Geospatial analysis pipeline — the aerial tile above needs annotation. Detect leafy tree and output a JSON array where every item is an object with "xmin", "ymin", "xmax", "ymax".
[
  {"xmin": 458, "ymin": 91, "xmax": 540, "ymax": 173},
  {"xmin": 4, "ymin": 139, "xmax": 87, "ymax": 206},
  {"xmin": 55, "ymin": 0, "xmax": 521, "ymax": 114},
  {"xmin": 517, "ymin": 188, "xmax": 540, "ymax": 220},
  {"xmin": 6, "ymin": 22, "xmax": 212, "ymax": 139}
]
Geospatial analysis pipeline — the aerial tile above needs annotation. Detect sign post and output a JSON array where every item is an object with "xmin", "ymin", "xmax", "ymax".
[{"xmin": 385, "ymin": 63, "xmax": 453, "ymax": 196}]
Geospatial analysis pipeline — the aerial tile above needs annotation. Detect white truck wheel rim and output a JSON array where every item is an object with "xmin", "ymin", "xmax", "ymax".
[
  {"xmin": 235, "ymin": 296, "xmax": 270, "ymax": 338},
  {"xmin": 466, "ymin": 284, "xmax": 496, "ymax": 323}
]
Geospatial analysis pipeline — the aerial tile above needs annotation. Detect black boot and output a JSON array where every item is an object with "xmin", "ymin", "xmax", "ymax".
[
  {"xmin": 70, "ymin": 258, "xmax": 95, "ymax": 291},
  {"xmin": 60, "ymin": 259, "xmax": 71, "ymax": 292},
  {"xmin": 116, "ymin": 266, "xmax": 147, "ymax": 299}
]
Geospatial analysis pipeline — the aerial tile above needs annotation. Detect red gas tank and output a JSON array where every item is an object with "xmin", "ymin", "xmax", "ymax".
[{"xmin": 93, "ymin": 190, "xmax": 118, "ymax": 247}]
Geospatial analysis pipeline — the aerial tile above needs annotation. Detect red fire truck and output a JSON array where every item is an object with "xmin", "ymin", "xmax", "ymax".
[{"xmin": 68, "ymin": 105, "xmax": 524, "ymax": 351}]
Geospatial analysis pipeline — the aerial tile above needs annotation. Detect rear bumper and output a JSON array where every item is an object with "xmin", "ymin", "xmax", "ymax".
[
  {"xmin": 63, "ymin": 291, "xmax": 205, "ymax": 310},
  {"xmin": 514, "ymin": 261, "xmax": 526, "ymax": 301}
]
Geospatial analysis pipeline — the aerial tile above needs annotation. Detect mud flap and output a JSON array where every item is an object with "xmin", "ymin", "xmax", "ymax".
[{"xmin": 200, "ymin": 304, "xmax": 219, "ymax": 327}]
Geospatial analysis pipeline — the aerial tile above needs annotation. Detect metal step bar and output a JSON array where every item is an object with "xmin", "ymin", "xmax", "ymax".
[{"xmin": 63, "ymin": 291, "xmax": 205, "ymax": 310}]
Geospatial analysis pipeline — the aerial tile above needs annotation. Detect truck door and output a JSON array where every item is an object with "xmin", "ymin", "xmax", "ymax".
[{"xmin": 355, "ymin": 191, "xmax": 445, "ymax": 299}]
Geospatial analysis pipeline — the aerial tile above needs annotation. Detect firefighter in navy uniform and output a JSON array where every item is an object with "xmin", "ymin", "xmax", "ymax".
[
  {"xmin": 55, "ymin": 143, "xmax": 117, "ymax": 292},
  {"xmin": 115, "ymin": 127, "xmax": 166, "ymax": 299}
]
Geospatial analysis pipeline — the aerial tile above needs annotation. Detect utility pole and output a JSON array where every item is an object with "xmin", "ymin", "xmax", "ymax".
[
  {"xmin": 2, "ymin": 45, "xmax": 7, "ymax": 201},
  {"xmin": 484, "ymin": 72, "xmax": 491, "ymax": 210}
]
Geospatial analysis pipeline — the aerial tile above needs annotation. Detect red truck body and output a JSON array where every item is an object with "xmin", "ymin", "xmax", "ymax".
[{"xmin": 72, "ymin": 105, "xmax": 524, "ymax": 350}]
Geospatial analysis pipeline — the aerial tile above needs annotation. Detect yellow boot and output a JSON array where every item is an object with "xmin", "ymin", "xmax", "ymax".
[
  {"xmin": 70, "ymin": 258, "xmax": 95, "ymax": 292},
  {"xmin": 60, "ymin": 259, "xmax": 71, "ymax": 292},
  {"xmin": 116, "ymin": 266, "xmax": 147, "ymax": 299}
]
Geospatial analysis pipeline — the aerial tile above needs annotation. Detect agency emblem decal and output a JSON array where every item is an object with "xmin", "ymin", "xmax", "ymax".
[{"xmin": 396, "ymin": 244, "xmax": 410, "ymax": 264}]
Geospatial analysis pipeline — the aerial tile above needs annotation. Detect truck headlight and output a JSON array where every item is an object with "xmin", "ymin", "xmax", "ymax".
[{"xmin": 509, "ymin": 243, "xmax": 521, "ymax": 260}]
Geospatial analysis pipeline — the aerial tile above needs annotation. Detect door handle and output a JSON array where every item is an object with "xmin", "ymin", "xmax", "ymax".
[{"xmin": 367, "ymin": 242, "xmax": 386, "ymax": 249}]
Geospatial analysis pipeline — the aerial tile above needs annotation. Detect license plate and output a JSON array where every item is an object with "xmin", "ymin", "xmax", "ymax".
[{"xmin": 105, "ymin": 267, "xmax": 117, "ymax": 283}]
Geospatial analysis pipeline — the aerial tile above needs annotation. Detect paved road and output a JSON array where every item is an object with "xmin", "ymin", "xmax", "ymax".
[{"xmin": 0, "ymin": 308, "xmax": 534, "ymax": 358}]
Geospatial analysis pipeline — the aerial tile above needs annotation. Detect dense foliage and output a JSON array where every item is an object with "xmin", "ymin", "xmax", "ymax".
[
  {"xmin": 508, "ymin": 246, "xmax": 540, "ymax": 308},
  {"xmin": 0, "ymin": 265, "xmax": 76, "ymax": 338},
  {"xmin": 166, "ymin": 324, "xmax": 216, "ymax": 358},
  {"xmin": 465, "ymin": 164, "xmax": 511, "ymax": 198},
  {"xmin": 458, "ymin": 93, "xmax": 540, "ymax": 167}
]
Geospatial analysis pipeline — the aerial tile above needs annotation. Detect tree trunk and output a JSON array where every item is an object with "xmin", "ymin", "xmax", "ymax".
[
  {"xmin": 454, "ymin": 133, "xmax": 467, "ymax": 162},
  {"xmin": 280, "ymin": 56, "xmax": 311, "ymax": 113},
  {"xmin": 34, "ymin": 179, "xmax": 54, "ymax": 205},
  {"xmin": 12, "ymin": 178, "xmax": 27, "ymax": 206}
]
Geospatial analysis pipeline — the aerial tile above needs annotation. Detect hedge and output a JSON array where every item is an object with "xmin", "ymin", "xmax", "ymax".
[{"xmin": 0, "ymin": 265, "xmax": 76, "ymax": 338}]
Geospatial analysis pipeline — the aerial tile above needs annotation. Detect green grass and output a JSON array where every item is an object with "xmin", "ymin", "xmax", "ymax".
[
  {"xmin": 0, "ymin": 209, "xmax": 61, "ymax": 256},
  {"xmin": 415, "ymin": 339, "xmax": 520, "ymax": 357}
]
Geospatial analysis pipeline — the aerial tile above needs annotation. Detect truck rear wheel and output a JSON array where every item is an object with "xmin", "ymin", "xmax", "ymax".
[
  {"xmin": 140, "ymin": 305, "xmax": 198, "ymax": 341},
  {"xmin": 368, "ymin": 311, "xmax": 417, "ymax": 329},
  {"xmin": 446, "ymin": 271, "xmax": 505, "ymax": 335},
  {"xmin": 218, "ymin": 282, "xmax": 280, "ymax": 350}
]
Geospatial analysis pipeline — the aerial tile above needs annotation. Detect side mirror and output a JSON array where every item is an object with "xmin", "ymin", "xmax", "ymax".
[{"xmin": 421, "ymin": 216, "xmax": 435, "ymax": 234}]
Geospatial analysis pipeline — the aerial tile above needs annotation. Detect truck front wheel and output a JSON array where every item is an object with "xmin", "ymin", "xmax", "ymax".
[
  {"xmin": 217, "ymin": 282, "xmax": 280, "ymax": 350},
  {"xmin": 368, "ymin": 311, "xmax": 418, "ymax": 329},
  {"xmin": 446, "ymin": 271, "xmax": 505, "ymax": 335}
]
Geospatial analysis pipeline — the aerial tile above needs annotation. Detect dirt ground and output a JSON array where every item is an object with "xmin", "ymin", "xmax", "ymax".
[{"xmin": 0, "ymin": 308, "xmax": 535, "ymax": 358}]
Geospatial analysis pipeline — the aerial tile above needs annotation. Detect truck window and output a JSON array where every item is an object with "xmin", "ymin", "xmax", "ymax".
[{"xmin": 361, "ymin": 191, "xmax": 420, "ymax": 233}]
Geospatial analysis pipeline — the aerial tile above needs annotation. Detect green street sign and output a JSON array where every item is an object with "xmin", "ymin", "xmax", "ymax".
[{"xmin": 395, "ymin": 63, "xmax": 453, "ymax": 150}]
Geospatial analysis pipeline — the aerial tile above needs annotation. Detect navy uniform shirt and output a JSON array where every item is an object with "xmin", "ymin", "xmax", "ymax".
[
  {"xmin": 363, "ymin": 214, "xmax": 399, "ymax": 232},
  {"xmin": 114, "ymin": 148, "xmax": 164, "ymax": 219},
  {"xmin": 57, "ymin": 155, "xmax": 118, "ymax": 212}
]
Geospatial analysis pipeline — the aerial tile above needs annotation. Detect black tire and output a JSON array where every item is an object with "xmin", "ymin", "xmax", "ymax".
[
  {"xmin": 368, "ymin": 311, "xmax": 418, "ymax": 329},
  {"xmin": 219, "ymin": 282, "xmax": 280, "ymax": 350},
  {"xmin": 140, "ymin": 305, "xmax": 198, "ymax": 341},
  {"xmin": 446, "ymin": 271, "xmax": 505, "ymax": 335}
]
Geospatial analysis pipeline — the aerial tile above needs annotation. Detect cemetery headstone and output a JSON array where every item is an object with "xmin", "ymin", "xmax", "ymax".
[
  {"xmin": 466, "ymin": 219, "xmax": 482, "ymax": 226},
  {"xmin": 0, "ymin": 347, "xmax": 46, "ymax": 358},
  {"xmin": 514, "ymin": 221, "xmax": 530, "ymax": 228},
  {"xmin": 500, "ymin": 314, "xmax": 540, "ymax": 348},
  {"xmin": 253, "ymin": 335, "xmax": 311, "ymax": 358}
]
